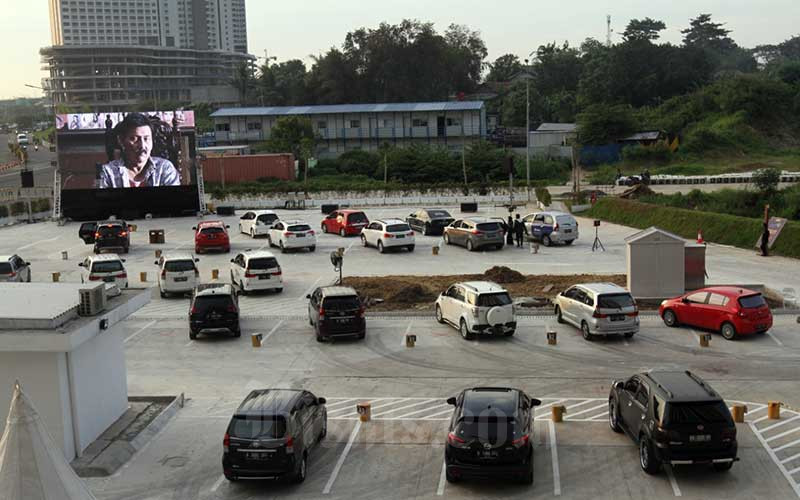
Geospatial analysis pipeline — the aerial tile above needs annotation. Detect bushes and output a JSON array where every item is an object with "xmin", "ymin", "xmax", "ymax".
[
  {"xmin": 0, "ymin": 205, "xmax": 7, "ymax": 218},
  {"xmin": 621, "ymin": 143, "xmax": 673, "ymax": 164},
  {"xmin": 535, "ymin": 187, "xmax": 552, "ymax": 206},
  {"xmin": 31, "ymin": 198, "xmax": 51, "ymax": 213}
]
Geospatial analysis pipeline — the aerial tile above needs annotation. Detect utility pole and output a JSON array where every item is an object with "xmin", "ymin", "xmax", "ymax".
[
  {"xmin": 526, "ymin": 77, "xmax": 531, "ymax": 202},
  {"xmin": 462, "ymin": 146, "xmax": 468, "ymax": 186}
]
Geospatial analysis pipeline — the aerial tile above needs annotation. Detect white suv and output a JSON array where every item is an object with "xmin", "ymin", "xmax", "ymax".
[
  {"xmin": 553, "ymin": 283, "xmax": 639, "ymax": 340},
  {"xmin": 229, "ymin": 250, "xmax": 283, "ymax": 294},
  {"xmin": 268, "ymin": 220, "xmax": 317, "ymax": 253},
  {"xmin": 435, "ymin": 281, "xmax": 516, "ymax": 340},
  {"xmin": 360, "ymin": 219, "xmax": 415, "ymax": 253},
  {"xmin": 155, "ymin": 253, "xmax": 199, "ymax": 297},
  {"xmin": 238, "ymin": 210, "xmax": 279, "ymax": 238},
  {"xmin": 79, "ymin": 254, "xmax": 128, "ymax": 288},
  {"xmin": 0, "ymin": 254, "xmax": 31, "ymax": 282}
]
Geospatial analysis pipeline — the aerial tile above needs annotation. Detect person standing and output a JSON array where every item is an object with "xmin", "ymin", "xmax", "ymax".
[
  {"xmin": 514, "ymin": 214, "xmax": 524, "ymax": 248},
  {"xmin": 760, "ymin": 221, "xmax": 770, "ymax": 257},
  {"xmin": 506, "ymin": 214, "xmax": 514, "ymax": 245}
]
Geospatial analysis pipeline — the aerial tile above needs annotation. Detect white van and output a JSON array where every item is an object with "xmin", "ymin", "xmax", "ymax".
[{"xmin": 155, "ymin": 253, "xmax": 199, "ymax": 297}]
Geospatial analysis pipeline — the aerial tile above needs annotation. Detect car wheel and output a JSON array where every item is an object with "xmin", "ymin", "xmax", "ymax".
[
  {"xmin": 662, "ymin": 309, "xmax": 678, "ymax": 327},
  {"xmin": 319, "ymin": 418, "xmax": 327, "ymax": 441},
  {"xmin": 321, "ymin": 223, "xmax": 328, "ymax": 233},
  {"xmin": 520, "ymin": 463, "xmax": 533, "ymax": 485},
  {"xmin": 294, "ymin": 454, "xmax": 307, "ymax": 483},
  {"xmin": 316, "ymin": 330, "xmax": 325, "ymax": 342},
  {"xmin": 274, "ymin": 288, "xmax": 283, "ymax": 294},
  {"xmin": 543, "ymin": 235, "xmax": 552, "ymax": 247},
  {"xmin": 444, "ymin": 233, "xmax": 451, "ymax": 245},
  {"xmin": 339, "ymin": 228, "xmax": 346, "ymax": 237},
  {"xmin": 423, "ymin": 223, "xmax": 430, "ymax": 236},
  {"xmin": 445, "ymin": 468, "xmax": 459, "ymax": 483},
  {"xmin": 160, "ymin": 290, "xmax": 167, "ymax": 298},
  {"xmin": 189, "ymin": 330, "xmax": 197, "ymax": 340},
  {"xmin": 377, "ymin": 241, "xmax": 385, "ymax": 254},
  {"xmin": 460, "ymin": 319, "xmax": 475, "ymax": 340},
  {"xmin": 232, "ymin": 328, "xmax": 241, "ymax": 338},
  {"xmin": 309, "ymin": 245, "xmax": 316, "ymax": 252},
  {"xmin": 224, "ymin": 472, "xmax": 237, "ymax": 482},
  {"xmin": 407, "ymin": 245, "xmax": 414, "ymax": 252},
  {"xmin": 280, "ymin": 241, "xmax": 286, "ymax": 253},
  {"xmin": 555, "ymin": 306, "xmax": 564, "ymax": 324},
  {"xmin": 466, "ymin": 239, "xmax": 474, "ymax": 252},
  {"xmin": 713, "ymin": 462, "xmax": 733, "ymax": 472},
  {"xmin": 721, "ymin": 322, "xmax": 737, "ymax": 340},
  {"xmin": 361, "ymin": 235, "xmax": 368, "ymax": 247},
  {"xmin": 609, "ymin": 400, "xmax": 622, "ymax": 433},
  {"xmin": 504, "ymin": 329, "xmax": 515, "ymax": 337},
  {"xmin": 581, "ymin": 321, "xmax": 593, "ymax": 341},
  {"xmin": 564, "ymin": 239, "xmax": 574, "ymax": 245},
  {"xmin": 639, "ymin": 437, "xmax": 661, "ymax": 474},
  {"xmin": 435, "ymin": 305, "xmax": 445, "ymax": 324}
]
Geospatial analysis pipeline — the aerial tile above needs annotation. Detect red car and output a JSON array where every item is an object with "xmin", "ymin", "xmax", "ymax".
[
  {"xmin": 193, "ymin": 220, "xmax": 231, "ymax": 253},
  {"xmin": 321, "ymin": 210, "xmax": 369, "ymax": 237},
  {"xmin": 659, "ymin": 286, "xmax": 772, "ymax": 340}
]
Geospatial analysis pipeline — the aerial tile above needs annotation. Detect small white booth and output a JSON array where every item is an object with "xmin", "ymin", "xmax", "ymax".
[{"xmin": 626, "ymin": 227, "xmax": 687, "ymax": 298}]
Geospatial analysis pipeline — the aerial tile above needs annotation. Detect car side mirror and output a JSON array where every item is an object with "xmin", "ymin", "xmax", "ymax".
[
  {"xmin": 121, "ymin": 259, "xmax": 126, "ymax": 263},
  {"xmin": 318, "ymin": 397, "xmax": 326, "ymax": 405},
  {"xmin": 195, "ymin": 258, "xmax": 199, "ymax": 262},
  {"xmin": 225, "ymin": 225, "xmax": 230, "ymax": 229},
  {"xmin": 306, "ymin": 294, "xmax": 311, "ymax": 299},
  {"xmin": 78, "ymin": 263, "xmax": 84, "ymax": 267},
  {"xmin": 681, "ymin": 297, "xmax": 689, "ymax": 304},
  {"xmin": 614, "ymin": 381, "xmax": 624, "ymax": 390},
  {"xmin": 153, "ymin": 260, "xmax": 159, "ymax": 265},
  {"xmin": 530, "ymin": 398, "xmax": 542, "ymax": 407},
  {"xmin": 191, "ymin": 226, "xmax": 197, "ymax": 230},
  {"xmin": 446, "ymin": 397, "xmax": 457, "ymax": 406},
  {"xmin": 230, "ymin": 259, "xmax": 235, "ymax": 263}
]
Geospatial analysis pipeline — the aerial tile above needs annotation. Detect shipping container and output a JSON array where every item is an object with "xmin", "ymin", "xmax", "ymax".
[{"xmin": 201, "ymin": 154, "xmax": 295, "ymax": 184}]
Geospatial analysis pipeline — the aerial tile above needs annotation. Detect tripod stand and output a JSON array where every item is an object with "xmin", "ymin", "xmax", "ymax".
[{"xmin": 592, "ymin": 224, "xmax": 605, "ymax": 252}]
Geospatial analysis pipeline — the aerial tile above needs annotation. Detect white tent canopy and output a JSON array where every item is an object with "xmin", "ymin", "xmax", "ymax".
[{"xmin": 0, "ymin": 381, "xmax": 97, "ymax": 500}]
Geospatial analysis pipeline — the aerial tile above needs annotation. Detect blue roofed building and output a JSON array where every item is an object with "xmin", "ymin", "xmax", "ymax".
[{"xmin": 210, "ymin": 101, "xmax": 486, "ymax": 157}]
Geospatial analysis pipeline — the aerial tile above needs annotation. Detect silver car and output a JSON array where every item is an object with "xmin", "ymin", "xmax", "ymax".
[
  {"xmin": 443, "ymin": 218, "xmax": 505, "ymax": 251},
  {"xmin": 554, "ymin": 283, "xmax": 639, "ymax": 340}
]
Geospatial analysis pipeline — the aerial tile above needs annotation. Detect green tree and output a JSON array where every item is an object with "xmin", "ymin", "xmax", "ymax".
[
  {"xmin": 486, "ymin": 54, "xmax": 523, "ymax": 82},
  {"xmin": 257, "ymin": 116, "xmax": 317, "ymax": 161},
  {"xmin": 752, "ymin": 168, "xmax": 781, "ymax": 195},
  {"xmin": 622, "ymin": 18, "xmax": 666, "ymax": 42},
  {"xmin": 258, "ymin": 59, "xmax": 308, "ymax": 106},
  {"xmin": 230, "ymin": 61, "xmax": 257, "ymax": 106},
  {"xmin": 576, "ymin": 103, "xmax": 637, "ymax": 145},
  {"xmin": 681, "ymin": 14, "xmax": 735, "ymax": 52}
]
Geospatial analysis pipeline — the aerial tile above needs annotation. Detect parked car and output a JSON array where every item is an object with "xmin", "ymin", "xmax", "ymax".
[
  {"xmin": 155, "ymin": 253, "xmax": 199, "ymax": 297},
  {"xmin": 239, "ymin": 210, "xmax": 279, "ymax": 238},
  {"xmin": 230, "ymin": 250, "xmax": 283, "ymax": 294},
  {"xmin": 554, "ymin": 283, "xmax": 639, "ymax": 340},
  {"xmin": 79, "ymin": 254, "xmax": 128, "ymax": 288},
  {"xmin": 435, "ymin": 281, "xmax": 516, "ymax": 339},
  {"xmin": 443, "ymin": 218, "xmax": 505, "ymax": 251},
  {"xmin": 659, "ymin": 286, "xmax": 773, "ymax": 340},
  {"xmin": 222, "ymin": 389, "xmax": 327, "ymax": 483},
  {"xmin": 406, "ymin": 209, "xmax": 455, "ymax": 235},
  {"xmin": 445, "ymin": 387, "xmax": 541, "ymax": 484},
  {"xmin": 320, "ymin": 210, "xmax": 369, "ymax": 237},
  {"xmin": 306, "ymin": 286, "xmax": 365, "ymax": 342},
  {"xmin": 0, "ymin": 254, "xmax": 31, "ymax": 282},
  {"xmin": 360, "ymin": 219, "xmax": 415, "ymax": 253},
  {"xmin": 521, "ymin": 211, "xmax": 578, "ymax": 246},
  {"xmin": 608, "ymin": 370, "xmax": 738, "ymax": 474},
  {"xmin": 189, "ymin": 284, "xmax": 240, "ymax": 339},
  {"xmin": 194, "ymin": 220, "xmax": 231, "ymax": 254},
  {"xmin": 267, "ymin": 220, "xmax": 316, "ymax": 253},
  {"xmin": 79, "ymin": 220, "xmax": 130, "ymax": 254}
]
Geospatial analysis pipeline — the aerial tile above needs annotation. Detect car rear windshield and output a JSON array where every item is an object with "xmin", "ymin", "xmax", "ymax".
[
  {"xmin": 164, "ymin": 260, "xmax": 195, "ymax": 272},
  {"xmin": 477, "ymin": 292, "xmax": 512, "ymax": 307},
  {"xmin": 386, "ymin": 223, "xmax": 411, "ymax": 232},
  {"xmin": 91, "ymin": 261, "xmax": 124, "ymax": 273},
  {"xmin": 257, "ymin": 214, "xmax": 278, "ymax": 224},
  {"xmin": 97, "ymin": 226, "xmax": 123, "ymax": 237},
  {"xmin": 476, "ymin": 222, "xmax": 501, "ymax": 232},
  {"xmin": 347, "ymin": 212, "xmax": 367, "ymax": 224},
  {"xmin": 287, "ymin": 224, "xmax": 311, "ymax": 232},
  {"xmin": 322, "ymin": 296, "xmax": 361, "ymax": 311},
  {"xmin": 738, "ymin": 294, "xmax": 766, "ymax": 309},
  {"xmin": 427, "ymin": 210, "xmax": 451, "ymax": 218},
  {"xmin": 193, "ymin": 295, "xmax": 233, "ymax": 311},
  {"xmin": 200, "ymin": 226, "xmax": 224, "ymax": 235},
  {"xmin": 556, "ymin": 215, "xmax": 575, "ymax": 225},
  {"xmin": 597, "ymin": 293, "xmax": 635, "ymax": 309},
  {"xmin": 666, "ymin": 402, "xmax": 731, "ymax": 425},
  {"xmin": 247, "ymin": 258, "xmax": 279, "ymax": 270},
  {"xmin": 456, "ymin": 418, "xmax": 516, "ymax": 441},
  {"xmin": 0, "ymin": 263, "xmax": 12, "ymax": 274},
  {"xmin": 229, "ymin": 415, "xmax": 286, "ymax": 439}
]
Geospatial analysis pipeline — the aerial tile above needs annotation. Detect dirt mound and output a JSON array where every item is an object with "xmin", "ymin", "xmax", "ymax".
[
  {"xmin": 620, "ymin": 183, "xmax": 654, "ymax": 199},
  {"xmin": 483, "ymin": 266, "xmax": 525, "ymax": 284},
  {"xmin": 386, "ymin": 284, "xmax": 438, "ymax": 304}
]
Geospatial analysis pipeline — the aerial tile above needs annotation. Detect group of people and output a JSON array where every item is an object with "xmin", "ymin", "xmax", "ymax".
[{"xmin": 500, "ymin": 213, "xmax": 527, "ymax": 248}]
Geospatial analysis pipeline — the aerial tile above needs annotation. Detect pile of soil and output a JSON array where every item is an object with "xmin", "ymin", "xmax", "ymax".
[
  {"xmin": 386, "ymin": 284, "xmax": 438, "ymax": 304},
  {"xmin": 484, "ymin": 266, "xmax": 525, "ymax": 283}
]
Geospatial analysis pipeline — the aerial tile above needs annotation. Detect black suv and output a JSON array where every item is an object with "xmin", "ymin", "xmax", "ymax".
[
  {"xmin": 189, "ymin": 284, "xmax": 240, "ymax": 339},
  {"xmin": 406, "ymin": 208, "xmax": 455, "ymax": 236},
  {"xmin": 222, "ymin": 389, "xmax": 327, "ymax": 483},
  {"xmin": 79, "ymin": 220, "xmax": 130, "ymax": 254},
  {"xmin": 445, "ymin": 387, "xmax": 541, "ymax": 484},
  {"xmin": 306, "ymin": 286, "xmax": 365, "ymax": 342},
  {"xmin": 609, "ymin": 370, "xmax": 738, "ymax": 474}
]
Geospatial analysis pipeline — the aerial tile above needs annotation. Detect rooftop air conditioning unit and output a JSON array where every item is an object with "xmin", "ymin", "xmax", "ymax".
[{"xmin": 78, "ymin": 283, "xmax": 107, "ymax": 316}]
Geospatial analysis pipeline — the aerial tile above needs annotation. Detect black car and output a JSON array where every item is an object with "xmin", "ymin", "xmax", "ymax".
[
  {"xmin": 609, "ymin": 370, "xmax": 738, "ymax": 474},
  {"xmin": 189, "ymin": 284, "xmax": 240, "ymax": 339},
  {"xmin": 445, "ymin": 387, "xmax": 541, "ymax": 484},
  {"xmin": 406, "ymin": 209, "xmax": 455, "ymax": 236},
  {"xmin": 79, "ymin": 220, "xmax": 130, "ymax": 254},
  {"xmin": 306, "ymin": 286, "xmax": 365, "ymax": 342},
  {"xmin": 222, "ymin": 389, "xmax": 327, "ymax": 483}
]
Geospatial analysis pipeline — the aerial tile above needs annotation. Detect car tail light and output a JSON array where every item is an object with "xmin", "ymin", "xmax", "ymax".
[
  {"xmin": 593, "ymin": 311, "xmax": 608, "ymax": 318},
  {"xmin": 244, "ymin": 271, "xmax": 258, "ymax": 278},
  {"xmin": 89, "ymin": 275, "xmax": 102, "ymax": 281},
  {"xmin": 471, "ymin": 229, "xmax": 482, "ymax": 235},
  {"xmin": 357, "ymin": 306, "xmax": 365, "ymax": 318},
  {"xmin": 554, "ymin": 222, "xmax": 559, "ymax": 231},
  {"xmin": 223, "ymin": 433, "xmax": 230, "ymax": 453},
  {"xmin": 226, "ymin": 304, "xmax": 237, "ymax": 313},
  {"xmin": 512, "ymin": 434, "xmax": 530, "ymax": 448},
  {"xmin": 94, "ymin": 232, "xmax": 101, "ymax": 239},
  {"xmin": 722, "ymin": 427, "xmax": 736, "ymax": 443},
  {"xmin": 271, "ymin": 270, "xmax": 282, "ymax": 276},
  {"xmin": 447, "ymin": 432, "xmax": 466, "ymax": 447},
  {"xmin": 383, "ymin": 233, "xmax": 394, "ymax": 238},
  {"xmin": 309, "ymin": 230, "xmax": 315, "ymax": 235},
  {"xmin": 284, "ymin": 232, "xmax": 293, "ymax": 237},
  {"xmin": 471, "ymin": 307, "xmax": 479, "ymax": 318},
  {"xmin": 285, "ymin": 435, "xmax": 294, "ymax": 454},
  {"xmin": 627, "ymin": 307, "xmax": 639, "ymax": 317},
  {"xmin": 119, "ymin": 231, "xmax": 127, "ymax": 237},
  {"xmin": 7, "ymin": 271, "xmax": 16, "ymax": 278},
  {"xmin": 407, "ymin": 232, "xmax": 414, "ymax": 236},
  {"xmin": 319, "ymin": 307, "xmax": 325, "ymax": 320},
  {"xmin": 117, "ymin": 273, "xmax": 127, "ymax": 279},
  {"xmin": 190, "ymin": 305, "xmax": 198, "ymax": 314}
]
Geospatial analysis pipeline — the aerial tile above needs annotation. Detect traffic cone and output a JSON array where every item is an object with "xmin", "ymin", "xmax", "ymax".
[{"xmin": 697, "ymin": 229, "xmax": 704, "ymax": 244}]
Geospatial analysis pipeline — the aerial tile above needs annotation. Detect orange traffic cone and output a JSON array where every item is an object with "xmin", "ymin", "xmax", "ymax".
[{"xmin": 697, "ymin": 229, "xmax": 704, "ymax": 244}]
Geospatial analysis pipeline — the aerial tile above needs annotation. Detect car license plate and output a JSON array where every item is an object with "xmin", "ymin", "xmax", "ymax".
[
  {"xmin": 174, "ymin": 277, "xmax": 188, "ymax": 282},
  {"xmin": 479, "ymin": 450, "xmax": 497, "ymax": 458},
  {"xmin": 610, "ymin": 314, "xmax": 625, "ymax": 321},
  {"xmin": 336, "ymin": 318, "xmax": 350, "ymax": 324},
  {"xmin": 690, "ymin": 434, "xmax": 711, "ymax": 442},
  {"xmin": 208, "ymin": 234, "xmax": 216, "ymax": 239},
  {"xmin": 258, "ymin": 274, "xmax": 269, "ymax": 280},
  {"xmin": 245, "ymin": 451, "xmax": 272, "ymax": 460},
  {"xmin": 103, "ymin": 276, "xmax": 115, "ymax": 282},
  {"xmin": 296, "ymin": 233, "xmax": 305, "ymax": 237},
  {"xmin": 564, "ymin": 229, "xmax": 572, "ymax": 233},
  {"xmin": 396, "ymin": 235, "xmax": 404, "ymax": 239}
]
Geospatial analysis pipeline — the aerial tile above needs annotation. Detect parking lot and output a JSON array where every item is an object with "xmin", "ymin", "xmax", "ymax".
[{"xmin": 3, "ymin": 206, "xmax": 800, "ymax": 499}]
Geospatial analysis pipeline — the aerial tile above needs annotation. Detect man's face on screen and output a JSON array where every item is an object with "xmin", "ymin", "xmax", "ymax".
[{"xmin": 120, "ymin": 125, "xmax": 153, "ymax": 170}]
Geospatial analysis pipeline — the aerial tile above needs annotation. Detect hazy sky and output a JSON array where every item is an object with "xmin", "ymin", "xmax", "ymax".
[{"xmin": 2, "ymin": 0, "xmax": 798, "ymax": 100}]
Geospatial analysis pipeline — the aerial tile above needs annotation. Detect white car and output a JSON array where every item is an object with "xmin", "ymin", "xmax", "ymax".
[
  {"xmin": 268, "ymin": 220, "xmax": 316, "ymax": 253},
  {"xmin": 79, "ymin": 254, "xmax": 128, "ymax": 288},
  {"xmin": 238, "ymin": 210, "xmax": 279, "ymax": 238},
  {"xmin": 0, "ymin": 254, "xmax": 31, "ymax": 282},
  {"xmin": 553, "ymin": 283, "xmax": 639, "ymax": 340},
  {"xmin": 155, "ymin": 252, "xmax": 199, "ymax": 297},
  {"xmin": 435, "ymin": 281, "xmax": 516, "ymax": 339},
  {"xmin": 229, "ymin": 250, "xmax": 283, "ymax": 294},
  {"xmin": 360, "ymin": 219, "xmax": 415, "ymax": 253}
]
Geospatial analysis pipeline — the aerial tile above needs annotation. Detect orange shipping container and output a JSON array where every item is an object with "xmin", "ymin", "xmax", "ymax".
[{"xmin": 202, "ymin": 154, "xmax": 295, "ymax": 184}]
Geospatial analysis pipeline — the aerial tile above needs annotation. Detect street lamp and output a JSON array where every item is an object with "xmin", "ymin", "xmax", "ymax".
[{"xmin": 523, "ymin": 59, "xmax": 531, "ymax": 202}]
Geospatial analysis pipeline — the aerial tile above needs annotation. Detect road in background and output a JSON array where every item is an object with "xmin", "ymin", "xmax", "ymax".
[{"xmin": 0, "ymin": 133, "xmax": 55, "ymax": 189}]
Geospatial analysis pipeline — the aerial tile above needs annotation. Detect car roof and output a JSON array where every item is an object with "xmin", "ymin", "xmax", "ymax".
[
  {"xmin": 576, "ymin": 283, "xmax": 630, "ymax": 295},
  {"xmin": 248, "ymin": 210, "xmax": 277, "ymax": 215},
  {"xmin": 641, "ymin": 370, "xmax": 722, "ymax": 403},
  {"xmin": 195, "ymin": 284, "xmax": 235, "ymax": 297},
  {"xmin": 240, "ymin": 250, "xmax": 277, "ymax": 259},
  {"xmin": 320, "ymin": 286, "xmax": 359, "ymax": 297},
  {"xmin": 235, "ymin": 389, "xmax": 304, "ymax": 416},
  {"xmin": 337, "ymin": 209, "xmax": 364, "ymax": 214},
  {"xmin": 161, "ymin": 252, "xmax": 195, "ymax": 261},
  {"xmin": 97, "ymin": 220, "xmax": 125, "ymax": 225},
  {"xmin": 458, "ymin": 281, "xmax": 507, "ymax": 293},
  {"xmin": 281, "ymin": 220, "xmax": 309, "ymax": 226},
  {"xmin": 88, "ymin": 253, "xmax": 124, "ymax": 261},
  {"xmin": 462, "ymin": 387, "xmax": 519, "ymax": 416},
  {"xmin": 376, "ymin": 218, "xmax": 407, "ymax": 225},
  {"xmin": 197, "ymin": 220, "xmax": 225, "ymax": 227},
  {"xmin": 693, "ymin": 286, "xmax": 760, "ymax": 298},
  {"xmin": 461, "ymin": 217, "xmax": 496, "ymax": 223}
]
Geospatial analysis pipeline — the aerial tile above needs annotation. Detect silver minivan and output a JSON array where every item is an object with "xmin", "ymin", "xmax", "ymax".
[{"xmin": 554, "ymin": 283, "xmax": 639, "ymax": 340}]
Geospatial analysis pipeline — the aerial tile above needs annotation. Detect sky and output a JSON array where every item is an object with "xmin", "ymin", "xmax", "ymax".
[{"xmin": 2, "ymin": 0, "xmax": 799, "ymax": 100}]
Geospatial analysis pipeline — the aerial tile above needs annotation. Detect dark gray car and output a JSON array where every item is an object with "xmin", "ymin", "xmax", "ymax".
[
  {"xmin": 406, "ymin": 209, "xmax": 455, "ymax": 236},
  {"xmin": 443, "ymin": 218, "xmax": 505, "ymax": 251}
]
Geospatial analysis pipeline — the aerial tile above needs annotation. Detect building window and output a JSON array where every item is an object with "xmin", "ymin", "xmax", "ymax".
[
  {"xmin": 381, "ymin": 119, "xmax": 393, "ymax": 128},
  {"xmin": 349, "ymin": 119, "xmax": 360, "ymax": 128},
  {"xmin": 446, "ymin": 118, "xmax": 461, "ymax": 127},
  {"xmin": 412, "ymin": 118, "xmax": 428, "ymax": 127},
  {"xmin": 215, "ymin": 123, "xmax": 230, "ymax": 131},
  {"xmin": 317, "ymin": 121, "xmax": 327, "ymax": 129},
  {"xmin": 247, "ymin": 122, "xmax": 261, "ymax": 130}
]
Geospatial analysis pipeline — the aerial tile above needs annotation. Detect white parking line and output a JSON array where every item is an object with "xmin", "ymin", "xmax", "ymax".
[
  {"xmin": 750, "ymin": 421, "xmax": 800, "ymax": 498},
  {"xmin": 565, "ymin": 403, "xmax": 608, "ymax": 419},
  {"xmin": 261, "ymin": 319, "xmax": 284, "ymax": 343},
  {"xmin": 325, "ymin": 398, "xmax": 357, "ymax": 410},
  {"xmin": 665, "ymin": 465, "xmax": 682, "ymax": 496},
  {"xmin": 299, "ymin": 277, "xmax": 321, "ymax": 300},
  {"xmin": 784, "ymin": 452, "xmax": 800, "ymax": 465},
  {"xmin": 767, "ymin": 331, "xmax": 784, "ymax": 347},
  {"xmin": 768, "ymin": 426, "xmax": 800, "ymax": 443},
  {"xmin": 124, "ymin": 320, "xmax": 156, "ymax": 344},
  {"xmin": 548, "ymin": 420, "xmax": 561, "ymax": 496},
  {"xmin": 371, "ymin": 399, "xmax": 437, "ymax": 418},
  {"xmin": 436, "ymin": 460, "xmax": 447, "ymax": 496},
  {"xmin": 422, "ymin": 408, "xmax": 456, "ymax": 420},
  {"xmin": 389, "ymin": 403, "xmax": 450, "ymax": 420},
  {"xmin": 210, "ymin": 474, "xmax": 225, "ymax": 492},
  {"xmin": 775, "ymin": 437, "xmax": 800, "ymax": 453},
  {"xmin": 762, "ymin": 415, "xmax": 800, "ymax": 434},
  {"xmin": 323, "ymin": 420, "xmax": 361, "ymax": 494}
]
